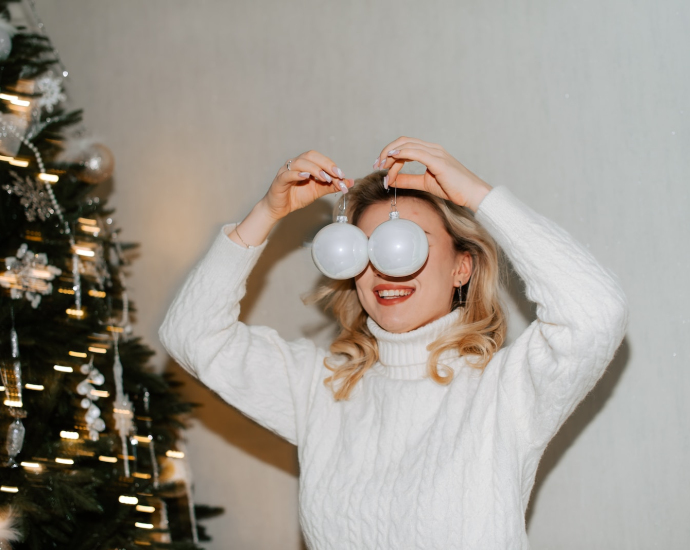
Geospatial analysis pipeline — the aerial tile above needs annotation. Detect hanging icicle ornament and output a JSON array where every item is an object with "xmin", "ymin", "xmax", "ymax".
[
  {"xmin": 142, "ymin": 388, "xmax": 160, "ymax": 488},
  {"xmin": 0, "ymin": 244, "xmax": 62, "ymax": 308},
  {"xmin": 2, "ymin": 309, "xmax": 27, "ymax": 468},
  {"xmin": 76, "ymin": 355, "xmax": 106, "ymax": 441},
  {"xmin": 311, "ymin": 193, "xmax": 369, "ymax": 279},
  {"xmin": 112, "ymin": 332, "xmax": 133, "ymax": 477},
  {"xmin": 367, "ymin": 181, "xmax": 429, "ymax": 277}
]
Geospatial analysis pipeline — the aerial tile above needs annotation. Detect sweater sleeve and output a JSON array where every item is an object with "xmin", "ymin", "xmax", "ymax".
[
  {"xmin": 474, "ymin": 186, "xmax": 629, "ymax": 450},
  {"xmin": 157, "ymin": 223, "xmax": 323, "ymax": 447}
]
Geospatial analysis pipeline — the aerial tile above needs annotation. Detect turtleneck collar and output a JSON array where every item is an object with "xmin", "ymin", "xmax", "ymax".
[{"xmin": 366, "ymin": 307, "xmax": 463, "ymax": 380}]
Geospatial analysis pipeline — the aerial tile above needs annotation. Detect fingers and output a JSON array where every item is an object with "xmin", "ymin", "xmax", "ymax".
[
  {"xmin": 373, "ymin": 137, "xmax": 442, "ymax": 170},
  {"xmin": 380, "ymin": 144, "xmax": 443, "ymax": 187},
  {"xmin": 278, "ymin": 156, "xmax": 350, "ymax": 194}
]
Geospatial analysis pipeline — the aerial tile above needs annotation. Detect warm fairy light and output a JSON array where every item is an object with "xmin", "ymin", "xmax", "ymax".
[
  {"xmin": 78, "ymin": 218, "xmax": 97, "ymax": 225},
  {"xmin": 98, "ymin": 456, "xmax": 117, "ymax": 463},
  {"xmin": 106, "ymin": 326, "xmax": 123, "ymax": 333},
  {"xmin": 119, "ymin": 495, "xmax": 139, "ymax": 505},
  {"xmin": 74, "ymin": 247, "xmax": 94, "ymax": 257},
  {"xmin": 135, "ymin": 522, "xmax": 154, "ymax": 530},
  {"xmin": 0, "ymin": 385, "xmax": 4, "ymax": 391},
  {"xmin": 60, "ymin": 431, "xmax": 79, "ymax": 440},
  {"xmin": 136, "ymin": 505, "xmax": 155, "ymax": 513},
  {"xmin": 88, "ymin": 289, "xmax": 106, "ymax": 298},
  {"xmin": 66, "ymin": 308, "xmax": 85, "ymax": 317},
  {"xmin": 88, "ymin": 346, "xmax": 107, "ymax": 354},
  {"xmin": 38, "ymin": 173, "xmax": 59, "ymax": 183},
  {"xmin": 0, "ymin": 154, "xmax": 30, "ymax": 167},
  {"xmin": 25, "ymin": 384, "xmax": 44, "ymax": 391},
  {"xmin": 4, "ymin": 399, "xmax": 23, "ymax": 407},
  {"xmin": 59, "ymin": 288, "xmax": 75, "ymax": 294},
  {"xmin": 134, "ymin": 435, "xmax": 152, "ymax": 443},
  {"xmin": 69, "ymin": 351, "xmax": 87, "ymax": 358},
  {"xmin": 80, "ymin": 225, "xmax": 100, "ymax": 235},
  {"xmin": 21, "ymin": 462, "xmax": 40, "ymax": 469},
  {"xmin": 91, "ymin": 389, "xmax": 109, "ymax": 398},
  {"xmin": 54, "ymin": 365, "xmax": 73, "ymax": 373},
  {"xmin": 133, "ymin": 472, "xmax": 151, "ymax": 480},
  {"xmin": 55, "ymin": 457, "xmax": 74, "ymax": 465},
  {"xmin": 1, "ymin": 486, "xmax": 18, "ymax": 493},
  {"xmin": 0, "ymin": 93, "xmax": 30, "ymax": 106},
  {"xmin": 166, "ymin": 450, "xmax": 184, "ymax": 459}
]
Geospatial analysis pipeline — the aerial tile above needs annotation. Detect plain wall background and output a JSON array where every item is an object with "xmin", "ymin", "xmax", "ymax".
[{"xmin": 32, "ymin": 0, "xmax": 689, "ymax": 548}]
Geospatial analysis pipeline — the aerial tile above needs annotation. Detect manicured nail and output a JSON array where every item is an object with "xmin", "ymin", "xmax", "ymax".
[
  {"xmin": 383, "ymin": 175, "xmax": 388, "ymax": 189},
  {"xmin": 298, "ymin": 172, "xmax": 310, "ymax": 178},
  {"xmin": 388, "ymin": 149, "xmax": 400, "ymax": 156},
  {"xmin": 333, "ymin": 166, "xmax": 344, "ymax": 178},
  {"xmin": 373, "ymin": 158, "xmax": 380, "ymax": 169},
  {"xmin": 319, "ymin": 170, "xmax": 332, "ymax": 183},
  {"xmin": 337, "ymin": 180, "xmax": 348, "ymax": 194}
]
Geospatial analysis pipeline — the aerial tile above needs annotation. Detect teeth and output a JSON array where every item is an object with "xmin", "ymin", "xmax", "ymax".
[{"xmin": 377, "ymin": 289, "xmax": 413, "ymax": 297}]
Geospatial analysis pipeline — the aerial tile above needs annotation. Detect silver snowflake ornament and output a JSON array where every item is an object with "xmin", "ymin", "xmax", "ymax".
[
  {"xmin": 3, "ymin": 170, "xmax": 55, "ymax": 222},
  {"xmin": 35, "ymin": 72, "xmax": 66, "ymax": 113},
  {"xmin": 0, "ymin": 243, "xmax": 62, "ymax": 307}
]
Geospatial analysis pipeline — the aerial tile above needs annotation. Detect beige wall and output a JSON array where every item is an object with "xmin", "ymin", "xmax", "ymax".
[{"xmin": 34, "ymin": 1, "xmax": 689, "ymax": 548}]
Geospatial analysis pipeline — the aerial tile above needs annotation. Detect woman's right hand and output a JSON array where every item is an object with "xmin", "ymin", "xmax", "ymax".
[{"xmin": 260, "ymin": 150, "xmax": 353, "ymax": 222}]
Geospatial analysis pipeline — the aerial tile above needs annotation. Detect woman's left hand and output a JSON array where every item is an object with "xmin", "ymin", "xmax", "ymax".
[{"xmin": 374, "ymin": 137, "xmax": 493, "ymax": 212}]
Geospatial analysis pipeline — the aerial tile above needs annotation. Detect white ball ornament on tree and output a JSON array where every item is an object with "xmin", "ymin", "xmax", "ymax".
[
  {"xmin": 311, "ymin": 195, "xmax": 369, "ymax": 279},
  {"xmin": 368, "ymin": 210, "xmax": 429, "ymax": 277}
]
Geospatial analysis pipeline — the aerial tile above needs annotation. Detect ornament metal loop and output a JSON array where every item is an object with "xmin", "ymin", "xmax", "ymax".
[{"xmin": 286, "ymin": 159, "xmax": 293, "ymax": 171}]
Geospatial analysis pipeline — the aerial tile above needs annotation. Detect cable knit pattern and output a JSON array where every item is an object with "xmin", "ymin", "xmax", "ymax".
[{"xmin": 158, "ymin": 186, "xmax": 629, "ymax": 549}]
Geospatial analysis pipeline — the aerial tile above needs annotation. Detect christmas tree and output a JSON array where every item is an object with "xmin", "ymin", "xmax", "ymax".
[{"xmin": 0, "ymin": 1, "xmax": 219, "ymax": 548}]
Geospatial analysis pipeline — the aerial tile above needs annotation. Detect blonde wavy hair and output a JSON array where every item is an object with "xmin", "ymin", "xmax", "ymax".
[{"xmin": 303, "ymin": 170, "xmax": 507, "ymax": 401}]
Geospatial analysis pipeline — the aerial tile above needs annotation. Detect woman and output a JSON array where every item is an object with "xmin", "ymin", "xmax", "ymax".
[{"xmin": 159, "ymin": 137, "xmax": 629, "ymax": 549}]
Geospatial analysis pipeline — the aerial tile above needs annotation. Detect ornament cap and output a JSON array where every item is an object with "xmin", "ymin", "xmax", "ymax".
[{"xmin": 389, "ymin": 211, "xmax": 400, "ymax": 220}]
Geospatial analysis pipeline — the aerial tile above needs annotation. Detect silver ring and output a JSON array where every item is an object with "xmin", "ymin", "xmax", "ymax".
[{"xmin": 286, "ymin": 159, "xmax": 293, "ymax": 171}]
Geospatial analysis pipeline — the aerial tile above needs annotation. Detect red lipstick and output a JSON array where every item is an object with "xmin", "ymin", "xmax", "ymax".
[{"xmin": 372, "ymin": 284, "xmax": 415, "ymax": 306}]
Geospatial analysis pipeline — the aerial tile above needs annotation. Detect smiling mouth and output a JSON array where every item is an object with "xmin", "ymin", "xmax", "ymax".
[{"xmin": 374, "ymin": 288, "xmax": 415, "ymax": 305}]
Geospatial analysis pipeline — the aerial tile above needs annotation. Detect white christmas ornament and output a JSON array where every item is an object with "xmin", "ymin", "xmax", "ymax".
[
  {"xmin": 311, "ymin": 196, "xmax": 369, "ymax": 280},
  {"xmin": 368, "ymin": 210, "xmax": 429, "ymax": 277}
]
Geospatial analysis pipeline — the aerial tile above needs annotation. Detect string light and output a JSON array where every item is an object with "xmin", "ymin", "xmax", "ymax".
[
  {"xmin": 119, "ymin": 495, "xmax": 138, "ymax": 505},
  {"xmin": 135, "ymin": 523, "xmax": 154, "ymax": 530},
  {"xmin": 25, "ymin": 384, "xmax": 44, "ymax": 391},
  {"xmin": 165, "ymin": 450, "xmax": 185, "ymax": 459},
  {"xmin": 55, "ymin": 457, "xmax": 74, "ymax": 465},
  {"xmin": 1, "ymin": 486, "xmax": 19, "ymax": 493},
  {"xmin": 136, "ymin": 505, "xmax": 155, "ymax": 513},
  {"xmin": 69, "ymin": 351, "xmax": 87, "ymax": 358},
  {"xmin": 60, "ymin": 431, "xmax": 79, "ymax": 439},
  {"xmin": 54, "ymin": 365, "xmax": 73, "ymax": 373},
  {"xmin": 98, "ymin": 456, "xmax": 117, "ymax": 463}
]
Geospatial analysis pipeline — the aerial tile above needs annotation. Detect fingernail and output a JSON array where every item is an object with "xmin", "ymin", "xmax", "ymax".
[
  {"xmin": 373, "ymin": 158, "xmax": 380, "ymax": 169},
  {"xmin": 333, "ymin": 166, "xmax": 344, "ymax": 178},
  {"xmin": 319, "ymin": 170, "xmax": 332, "ymax": 183},
  {"xmin": 383, "ymin": 175, "xmax": 388, "ymax": 189},
  {"xmin": 337, "ymin": 180, "xmax": 348, "ymax": 194},
  {"xmin": 298, "ymin": 172, "xmax": 310, "ymax": 178},
  {"xmin": 388, "ymin": 149, "xmax": 400, "ymax": 156}
]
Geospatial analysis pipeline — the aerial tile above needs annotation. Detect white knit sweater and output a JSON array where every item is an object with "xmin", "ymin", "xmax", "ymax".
[{"xmin": 159, "ymin": 186, "xmax": 628, "ymax": 549}]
